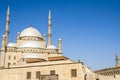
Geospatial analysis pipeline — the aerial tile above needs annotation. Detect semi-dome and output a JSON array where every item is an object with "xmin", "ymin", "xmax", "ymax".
[
  {"xmin": 47, "ymin": 45, "xmax": 57, "ymax": 49},
  {"xmin": 20, "ymin": 26, "xmax": 42, "ymax": 38},
  {"xmin": 22, "ymin": 53, "xmax": 42, "ymax": 59},
  {"xmin": 7, "ymin": 42, "xmax": 16, "ymax": 47},
  {"xmin": 19, "ymin": 41, "xmax": 43, "ymax": 48}
]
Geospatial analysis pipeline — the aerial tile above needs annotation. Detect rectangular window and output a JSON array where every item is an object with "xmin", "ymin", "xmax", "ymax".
[
  {"xmin": 27, "ymin": 72, "xmax": 31, "ymax": 79},
  {"xmin": 71, "ymin": 69, "xmax": 77, "ymax": 77},
  {"xmin": 50, "ymin": 70, "xmax": 55, "ymax": 75},
  {"xmin": 36, "ymin": 71, "xmax": 40, "ymax": 79}
]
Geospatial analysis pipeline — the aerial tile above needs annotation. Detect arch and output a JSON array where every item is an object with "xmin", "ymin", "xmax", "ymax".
[
  {"xmin": 8, "ymin": 63, "xmax": 10, "ymax": 67},
  {"xmin": 8, "ymin": 55, "xmax": 11, "ymax": 60},
  {"xmin": 84, "ymin": 74, "xmax": 87, "ymax": 80}
]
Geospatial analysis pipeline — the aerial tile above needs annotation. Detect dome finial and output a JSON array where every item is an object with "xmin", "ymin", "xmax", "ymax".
[{"xmin": 30, "ymin": 24, "xmax": 32, "ymax": 27}]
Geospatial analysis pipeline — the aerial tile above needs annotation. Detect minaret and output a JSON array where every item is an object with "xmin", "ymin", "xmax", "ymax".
[
  {"xmin": 58, "ymin": 38, "xmax": 62, "ymax": 54},
  {"xmin": 1, "ymin": 35, "xmax": 6, "ymax": 50},
  {"xmin": 43, "ymin": 34, "xmax": 46, "ymax": 41},
  {"xmin": 0, "ymin": 35, "xmax": 6, "ymax": 67},
  {"xmin": 115, "ymin": 53, "xmax": 120, "ymax": 66},
  {"xmin": 0, "ymin": 6, "xmax": 10, "ymax": 67},
  {"xmin": 48, "ymin": 10, "xmax": 52, "ymax": 45},
  {"xmin": 5, "ymin": 6, "xmax": 10, "ymax": 46},
  {"xmin": 17, "ymin": 32, "xmax": 20, "ymax": 40},
  {"xmin": 43, "ymin": 34, "xmax": 47, "ymax": 48}
]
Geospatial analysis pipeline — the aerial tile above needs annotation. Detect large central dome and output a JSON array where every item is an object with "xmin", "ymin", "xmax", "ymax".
[{"xmin": 20, "ymin": 26, "xmax": 42, "ymax": 38}]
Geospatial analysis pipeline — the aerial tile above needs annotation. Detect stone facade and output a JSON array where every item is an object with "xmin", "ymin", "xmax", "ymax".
[
  {"xmin": 95, "ymin": 66, "xmax": 120, "ymax": 76},
  {"xmin": 0, "ymin": 61, "xmax": 85, "ymax": 80},
  {"xmin": 95, "ymin": 54, "xmax": 120, "ymax": 77}
]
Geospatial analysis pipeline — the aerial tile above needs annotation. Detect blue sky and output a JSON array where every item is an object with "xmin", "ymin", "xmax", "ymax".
[{"xmin": 0, "ymin": 0, "xmax": 120, "ymax": 70}]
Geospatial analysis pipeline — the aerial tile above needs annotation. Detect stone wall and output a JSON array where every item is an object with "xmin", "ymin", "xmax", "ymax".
[
  {"xmin": 0, "ymin": 62, "xmax": 84, "ymax": 80},
  {"xmin": 99, "ymin": 75, "xmax": 120, "ymax": 80}
]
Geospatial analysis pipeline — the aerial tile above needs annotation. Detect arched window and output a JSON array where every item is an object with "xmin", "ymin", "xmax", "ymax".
[
  {"xmin": 84, "ymin": 74, "xmax": 87, "ymax": 80},
  {"xmin": 8, "ymin": 63, "xmax": 10, "ymax": 67},
  {"xmin": 9, "ymin": 56, "xmax": 11, "ymax": 60},
  {"xmin": 14, "ymin": 56, "xmax": 16, "ymax": 60}
]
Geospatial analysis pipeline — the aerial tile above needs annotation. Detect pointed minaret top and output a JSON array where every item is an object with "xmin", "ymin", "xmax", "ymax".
[
  {"xmin": 5, "ymin": 5, "xmax": 10, "ymax": 46},
  {"xmin": 115, "ymin": 53, "xmax": 120, "ymax": 66},
  {"xmin": 48, "ymin": 10, "xmax": 51, "ymax": 19},
  {"xmin": 48, "ymin": 9, "xmax": 52, "ymax": 45},
  {"xmin": 6, "ymin": 6, "xmax": 10, "ymax": 22},
  {"xmin": 7, "ymin": 6, "xmax": 10, "ymax": 15},
  {"xmin": 116, "ymin": 53, "xmax": 119, "ymax": 60}
]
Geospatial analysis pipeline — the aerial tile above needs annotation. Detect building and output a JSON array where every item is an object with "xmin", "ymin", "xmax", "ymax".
[
  {"xmin": 0, "ymin": 6, "xmax": 120, "ymax": 80},
  {"xmin": 95, "ymin": 54, "xmax": 120, "ymax": 76}
]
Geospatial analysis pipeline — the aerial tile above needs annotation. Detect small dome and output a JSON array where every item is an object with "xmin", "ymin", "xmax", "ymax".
[
  {"xmin": 2, "ymin": 35, "xmax": 6, "ymax": 37},
  {"xmin": 22, "ymin": 53, "xmax": 42, "ymax": 59},
  {"xmin": 19, "ymin": 41, "xmax": 43, "ymax": 48},
  {"xmin": 47, "ymin": 45, "xmax": 57, "ymax": 49},
  {"xmin": 58, "ymin": 38, "xmax": 62, "ymax": 40},
  {"xmin": 7, "ymin": 42, "xmax": 16, "ymax": 47},
  {"xmin": 20, "ymin": 26, "xmax": 42, "ymax": 38}
]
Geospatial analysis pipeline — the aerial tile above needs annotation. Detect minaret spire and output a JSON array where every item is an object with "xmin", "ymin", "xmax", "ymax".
[
  {"xmin": 5, "ymin": 6, "xmax": 10, "ymax": 45},
  {"xmin": 48, "ymin": 10, "xmax": 52, "ymax": 45},
  {"xmin": 115, "ymin": 53, "xmax": 120, "ymax": 66}
]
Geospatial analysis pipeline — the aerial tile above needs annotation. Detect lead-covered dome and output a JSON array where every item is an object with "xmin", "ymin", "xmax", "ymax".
[{"xmin": 20, "ymin": 26, "xmax": 42, "ymax": 38}]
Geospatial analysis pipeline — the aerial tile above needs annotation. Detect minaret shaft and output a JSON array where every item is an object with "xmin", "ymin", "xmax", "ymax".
[
  {"xmin": 58, "ymin": 38, "xmax": 62, "ymax": 54},
  {"xmin": 48, "ymin": 10, "xmax": 52, "ymax": 45},
  {"xmin": 5, "ymin": 6, "xmax": 10, "ymax": 45},
  {"xmin": 0, "ymin": 6, "xmax": 10, "ymax": 67}
]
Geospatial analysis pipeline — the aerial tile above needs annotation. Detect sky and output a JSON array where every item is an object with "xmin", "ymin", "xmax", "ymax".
[{"xmin": 0, "ymin": 0, "xmax": 120, "ymax": 70}]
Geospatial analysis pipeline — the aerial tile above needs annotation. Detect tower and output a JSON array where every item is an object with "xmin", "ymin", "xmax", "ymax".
[
  {"xmin": 43, "ymin": 34, "xmax": 47, "ymax": 48},
  {"xmin": 48, "ymin": 10, "xmax": 52, "ymax": 45},
  {"xmin": 1, "ymin": 35, "xmax": 6, "ymax": 50},
  {"xmin": 0, "ymin": 35, "xmax": 6, "ymax": 67},
  {"xmin": 0, "ymin": 6, "xmax": 10, "ymax": 67},
  {"xmin": 58, "ymin": 38, "xmax": 62, "ymax": 54},
  {"xmin": 115, "ymin": 53, "xmax": 120, "ymax": 66},
  {"xmin": 5, "ymin": 6, "xmax": 10, "ymax": 46}
]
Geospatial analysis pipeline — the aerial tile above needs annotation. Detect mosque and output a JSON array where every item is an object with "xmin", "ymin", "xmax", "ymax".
[{"xmin": 0, "ymin": 6, "xmax": 120, "ymax": 80}]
